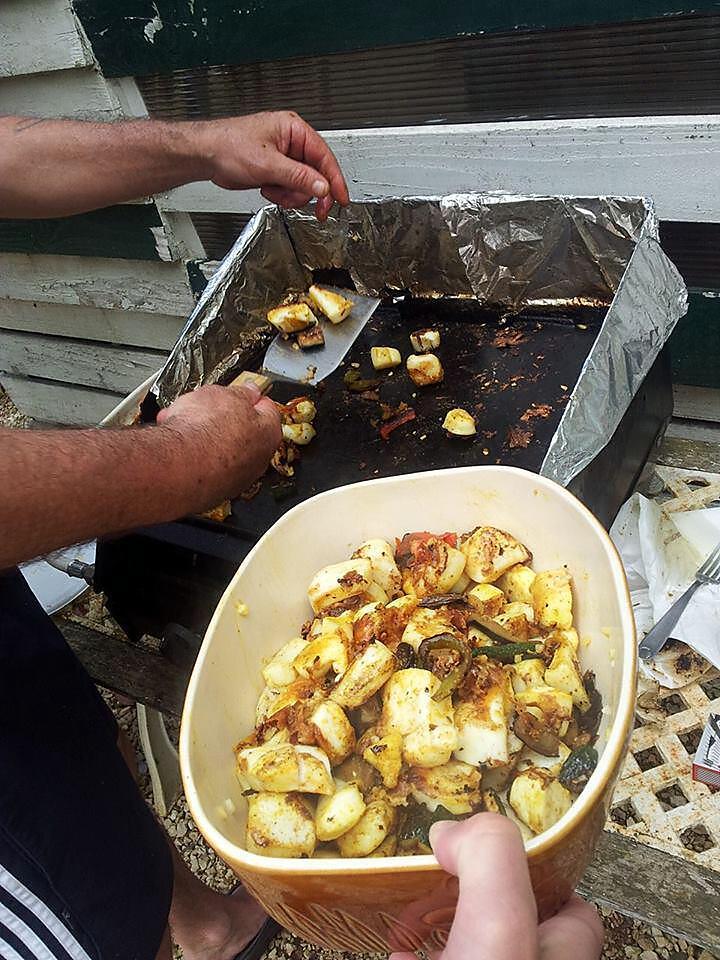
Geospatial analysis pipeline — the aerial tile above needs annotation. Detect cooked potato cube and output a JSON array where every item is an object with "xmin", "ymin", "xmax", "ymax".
[
  {"xmin": 409, "ymin": 760, "xmax": 481, "ymax": 814},
  {"xmin": 451, "ymin": 572, "xmax": 472, "ymax": 594},
  {"xmin": 237, "ymin": 742, "xmax": 300, "ymax": 793},
  {"xmin": 553, "ymin": 628, "xmax": 580, "ymax": 652},
  {"xmin": 308, "ymin": 559, "xmax": 374, "ymax": 614},
  {"xmin": 368, "ymin": 833, "xmax": 398, "ymax": 857},
  {"xmin": 336, "ymin": 799, "xmax": 395, "ymax": 857},
  {"xmin": 466, "ymin": 583, "xmax": 506, "ymax": 619},
  {"xmin": 262, "ymin": 636, "xmax": 310, "ymax": 688},
  {"xmin": 401, "ymin": 539, "xmax": 466, "ymax": 598},
  {"xmin": 409, "ymin": 328, "xmax": 441, "ymax": 353},
  {"xmin": 461, "ymin": 527, "xmax": 531, "ymax": 583},
  {"xmin": 509, "ymin": 658, "xmax": 546, "ymax": 694},
  {"xmin": 281, "ymin": 422, "xmax": 316, "ymax": 446},
  {"xmin": 453, "ymin": 687, "xmax": 509, "ymax": 767},
  {"xmin": 315, "ymin": 784, "xmax": 366, "ymax": 841},
  {"xmin": 404, "ymin": 698, "xmax": 457, "ymax": 768},
  {"xmin": 330, "ymin": 641, "xmax": 396, "ymax": 709},
  {"xmin": 352, "ymin": 539, "xmax": 402, "ymax": 598},
  {"xmin": 254, "ymin": 681, "xmax": 308, "ymax": 724},
  {"xmin": 310, "ymin": 700, "xmax": 356, "ymax": 765},
  {"xmin": 544, "ymin": 645, "xmax": 590, "ymax": 711},
  {"xmin": 532, "ymin": 569, "xmax": 573, "ymax": 630},
  {"xmin": 382, "ymin": 669, "xmax": 457, "ymax": 768},
  {"xmin": 516, "ymin": 742, "xmax": 571, "ymax": 777},
  {"xmin": 308, "ymin": 285, "xmax": 353, "ymax": 324},
  {"xmin": 406, "ymin": 353, "xmax": 444, "ymax": 386},
  {"xmin": 296, "ymin": 746, "xmax": 335, "ymax": 794},
  {"xmin": 360, "ymin": 729, "xmax": 403, "ymax": 788},
  {"xmin": 493, "ymin": 602, "xmax": 536, "ymax": 641},
  {"xmin": 509, "ymin": 769, "xmax": 573, "ymax": 835},
  {"xmin": 365, "ymin": 581, "xmax": 390, "ymax": 605},
  {"xmin": 293, "ymin": 616, "xmax": 351, "ymax": 680},
  {"xmin": 285, "ymin": 398, "xmax": 317, "ymax": 423},
  {"xmin": 246, "ymin": 792, "xmax": 316, "ymax": 858},
  {"xmin": 401, "ymin": 607, "xmax": 460, "ymax": 651},
  {"xmin": 496, "ymin": 564, "xmax": 536, "ymax": 604},
  {"xmin": 516, "ymin": 686, "xmax": 573, "ymax": 735},
  {"xmin": 267, "ymin": 303, "xmax": 316, "ymax": 334},
  {"xmin": 442, "ymin": 408, "xmax": 477, "ymax": 437},
  {"xmin": 371, "ymin": 347, "xmax": 402, "ymax": 370}
]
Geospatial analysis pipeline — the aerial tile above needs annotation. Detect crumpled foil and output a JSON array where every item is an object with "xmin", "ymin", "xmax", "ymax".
[{"xmin": 153, "ymin": 193, "xmax": 687, "ymax": 487}]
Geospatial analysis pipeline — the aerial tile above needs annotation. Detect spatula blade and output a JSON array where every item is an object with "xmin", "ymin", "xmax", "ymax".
[{"xmin": 262, "ymin": 288, "xmax": 381, "ymax": 385}]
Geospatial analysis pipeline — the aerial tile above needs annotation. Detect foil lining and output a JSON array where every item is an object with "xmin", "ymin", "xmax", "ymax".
[{"xmin": 153, "ymin": 193, "xmax": 687, "ymax": 487}]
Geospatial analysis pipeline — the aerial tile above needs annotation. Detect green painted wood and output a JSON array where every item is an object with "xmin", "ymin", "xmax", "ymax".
[
  {"xmin": 0, "ymin": 205, "xmax": 163, "ymax": 260},
  {"xmin": 669, "ymin": 291, "xmax": 720, "ymax": 389},
  {"xmin": 74, "ymin": 1, "xmax": 720, "ymax": 78}
]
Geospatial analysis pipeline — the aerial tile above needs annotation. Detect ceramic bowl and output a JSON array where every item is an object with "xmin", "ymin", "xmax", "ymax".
[{"xmin": 180, "ymin": 466, "xmax": 636, "ymax": 952}]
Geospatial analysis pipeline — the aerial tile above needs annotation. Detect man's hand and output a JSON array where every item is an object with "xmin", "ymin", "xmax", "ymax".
[
  {"xmin": 197, "ymin": 111, "xmax": 350, "ymax": 221},
  {"xmin": 157, "ymin": 382, "xmax": 281, "ymax": 513},
  {"xmin": 391, "ymin": 814, "xmax": 604, "ymax": 960}
]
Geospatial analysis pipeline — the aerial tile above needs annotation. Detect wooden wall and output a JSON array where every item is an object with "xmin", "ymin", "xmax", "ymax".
[{"xmin": 2, "ymin": 1, "xmax": 719, "ymax": 424}]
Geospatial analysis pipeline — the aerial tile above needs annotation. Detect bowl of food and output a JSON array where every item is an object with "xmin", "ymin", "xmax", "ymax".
[{"xmin": 179, "ymin": 465, "xmax": 636, "ymax": 952}]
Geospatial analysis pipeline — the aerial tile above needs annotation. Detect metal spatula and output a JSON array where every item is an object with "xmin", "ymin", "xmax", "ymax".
[{"xmin": 232, "ymin": 287, "xmax": 381, "ymax": 393}]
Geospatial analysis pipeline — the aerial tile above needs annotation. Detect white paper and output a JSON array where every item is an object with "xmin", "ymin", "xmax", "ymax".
[{"xmin": 610, "ymin": 496, "xmax": 720, "ymax": 681}]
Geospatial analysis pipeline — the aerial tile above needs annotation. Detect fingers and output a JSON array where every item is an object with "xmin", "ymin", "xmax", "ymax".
[
  {"xmin": 430, "ymin": 814, "xmax": 538, "ymax": 960},
  {"xmin": 260, "ymin": 185, "xmax": 313, "ymax": 209},
  {"xmin": 288, "ymin": 116, "xmax": 350, "ymax": 207},
  {"xmin": 538, "ymin": 895, "xmax": 604, "ymax": 960},
  {"xmin": 266, "ymin": 150, "xmax": 330, "ymax": 201}
]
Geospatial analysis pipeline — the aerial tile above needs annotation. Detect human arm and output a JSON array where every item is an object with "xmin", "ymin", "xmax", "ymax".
[
  {"xmin": 0, "ymin": 111, "xmax": 349, "ymax": 221},
  {"xmin": 0, "ymin": 383, "xmax": 280, "ymax": 570},
  {"xmin": 390, "ymin": 814, "xmax": 604, "ymax": 960}
]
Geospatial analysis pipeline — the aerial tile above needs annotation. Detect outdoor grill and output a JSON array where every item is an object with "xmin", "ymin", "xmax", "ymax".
[{"xmin": 93, "ymin": 194, "xmax": 685, "ymax": 654}]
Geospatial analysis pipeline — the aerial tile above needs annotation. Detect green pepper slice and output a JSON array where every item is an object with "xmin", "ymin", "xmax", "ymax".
[
  {"xmin": 472, "ymin": 642, "xmax": 541, "ymax": 664},
  {"xmin": 418, "ymin": 633, "xmax": 471, "ymax": 700}
]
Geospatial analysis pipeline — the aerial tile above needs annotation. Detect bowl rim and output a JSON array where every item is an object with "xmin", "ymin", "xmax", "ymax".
[{"xmin": 180, "ymin": 464, "xmax": 637, "ymax": 875}]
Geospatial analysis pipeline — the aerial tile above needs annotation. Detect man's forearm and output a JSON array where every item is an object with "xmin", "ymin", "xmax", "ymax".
[
  {"xmin": 0, "ymin": 116, "xmax": 212, "ymax": 218},
  {"xmin": 0, "ymin": 424, "xmax": 202, "ymax": 569}
]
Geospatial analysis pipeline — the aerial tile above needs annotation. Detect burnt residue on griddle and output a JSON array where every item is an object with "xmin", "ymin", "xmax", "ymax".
[{"xmin": 229, "ymin": 298, "xmax": 604, "ymax": 540}]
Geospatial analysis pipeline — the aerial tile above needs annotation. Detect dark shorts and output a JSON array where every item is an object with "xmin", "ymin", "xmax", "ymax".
[{"xmin": 0, "ymin": 569, "xmax": 173, "ymax": 960}]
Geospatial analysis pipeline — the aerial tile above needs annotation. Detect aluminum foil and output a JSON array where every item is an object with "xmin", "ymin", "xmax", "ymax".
[{"xmin": 153, "ymin": 193, "xmax": 687, "ymax": 486}]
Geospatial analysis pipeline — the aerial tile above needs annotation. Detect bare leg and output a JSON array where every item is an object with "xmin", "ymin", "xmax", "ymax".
[{"xmin": 117, "ymin": 727, "xmax": 269, "ymax": 960}]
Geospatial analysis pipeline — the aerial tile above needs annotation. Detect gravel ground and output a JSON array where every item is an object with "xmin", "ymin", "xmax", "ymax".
[{"xmin": 2, "ymin": 385, "xmax": 717, "ymax": 960}]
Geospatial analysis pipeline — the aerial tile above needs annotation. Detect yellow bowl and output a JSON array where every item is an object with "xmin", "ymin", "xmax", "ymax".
[{"xmin": 180, "ymin": 466, "xmax": 636, "ymax": 952}]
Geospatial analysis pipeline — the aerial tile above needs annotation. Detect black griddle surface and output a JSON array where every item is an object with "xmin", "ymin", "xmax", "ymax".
[{"xmin": 228, "ymin": 300, "xmax": 604, "ymax": 540}]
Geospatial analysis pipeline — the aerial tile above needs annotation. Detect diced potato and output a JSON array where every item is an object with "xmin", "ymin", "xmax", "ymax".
[
  {"xmin": 371, "ymin": 347, "xmax": 402, "ymax": 370},
  {"xmin": 516, "ymin": 742, "xmax": 571, "ymax": 777},
  {"xmin": 237, "ymin": 742, "xmax": 300, "ymax": 793},
  {"xmin": 360, "ymin": 729, "xmax": 404, "ymax": 788},
  {"xmin": 516, "ymin": 686, "xmax": 573, "ymax": 735},
  {"xmin": 293, "ymin": 616, "xmax": 351, "ymax": 680},
  {"xmin": 365, "ymin": 581, "xmax": 390, "ymax": 605},
  {"xmin": 466, "ymin": 583, "xmax": 506, "ymax": 619},
  {"xmin": 281, "ymin": 422, "xmax": 316, "ymax": 446},
  {"xmin": 310, "ymin": 700, "xmax": 356, "ymax": 765},
  {"xmin": 409, "ymin": 760, "xmax": 481, "ymax": 814},
  {"xmin": 246, "ymin": 792, "xmax": 316, "ymax": 858},
  {"xmin": 286, "ymin": 398, "xmax": 316, "ymax": 423},
  {"xmin": 353, "ymin": 601, "xmax": 383, "ymax": 623},
  {"xmin": 453, "ymin": 686, "xmax": 509, "ymax": 767},
  {"xmin": 368, "ymin": 833, "xmax": 398, "ymax": 857},
  {"xmin": 443, "ymin": 408, "xmax": 477, "ymax": 437},
  {"xmin": 509, "ymin": 658, "xmax": 546, "ymax": 694},
  {"xmin": 336, "ymin": 799, "xmax": 395, "ymax": 857},
  {"xmin": 262, "ymin": 636, "xmax": 310, "ymax": 688},
  {"xmin": 550, "ymin": 627, "xmax": 580, "ymax": 652},
  {"xmin": 410, "ymin": 328, "xmax": 441, "ymax": 353},
  {"xmin": 330, "ymin": 641, "xmax": 396, "ymax": 709},
  {"xmin": 401, "ymin": 607, "xmax": 460, "ymax": 651},
  {"xmin": 532, "ymin": 569, "xmax": 573, "ymax": 630},
  {"xmin": 382, "ymin": 669, "xmax": 457, "ymax": 768},
  {"xmin": 254, "ymin": 681, "xmax": 308, "ymax": 724},
  {"xmin": 461, "ymin": 527, "xmax": 531, "ymax": 583},
  {"xmin": 352, "ymin": 539, "xmax": 402, "ymax": 598},
  {"xmin": 315, "ymin": 784, "xmax": 366, "ymax": 841},
  {"xmin": 296, "ymin": 746, "xmax": 335, "ymax": 795},
  {"xmin": 404, "ymin": 697, "xmax": 457, "ymax": 768},
  {"xmin": 451, "ymin": 572, "xmax": 472, "ymax": 594},
  {"xmin": 493, "ymin": 602, "xmax": 536, "ymax": 641},
  {"xmin": 308, "ymin": 559, "xmax": 374, "ymax": 614},
  {"xmin": 509, "ymin": 769, "xmax": 573, "ymax": 835},
  {"xmin": 308, "ymin": 284, "xmax": 353, "ymax": 324},
  {"xmin": 267, "ymin": 302, "xmax": 317, "ymax": 334},
  {"xmin": 545, "ymin": 645, "xmax": 590, "ymax": 711},
  {"xmin": 406, "ymin": 353, "xmax": 444, "ymax": 386},
  {"xmin": 401, "ymin": 539, "xmax": 466, "ymax": 598},
  {"xmin": 496, "ymin": 564, "xmax": 536, "ymax": 605}
]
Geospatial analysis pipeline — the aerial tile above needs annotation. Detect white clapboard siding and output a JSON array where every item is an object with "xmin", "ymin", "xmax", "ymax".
[
  {"xmin": 0, "ymin": 300, "xmax": 185, "ymax": 351},
  {"xmin": 0, "ymin": 329, "xmax": 166, "ymax": 394},
  {"xmin": 673, "ymin": 385, "xmax": 720, "ymax": 424},
  {"xmin": 1, "ymin": 0, "xmax": 93, "ymax": 78},
  {"xmin": 0, "ymin": 254, "xmax": 195, "ymax": 315},
  {"xmin": 0, "ymin": 66, "xmax": 121, "ymax": 120},
  {"xmin": 155, "ymin": 115, "xmax": 720, "ymax": 223},
  {"xmin": 0, "ymin": 374, "xmax": 127, "ymax": 426}
]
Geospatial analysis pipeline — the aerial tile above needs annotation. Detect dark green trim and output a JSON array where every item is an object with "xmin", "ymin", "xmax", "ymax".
[
  {"xmin": 669, "ymin": 291, "xmax": 720, "ymax": 389},
  {"xmin": 74, "ymin": 1, "xmax": 720, "ymax": 78},
  {"xmin": 0, "ymin": 205, "xmax": 164, "ymax": 260}
]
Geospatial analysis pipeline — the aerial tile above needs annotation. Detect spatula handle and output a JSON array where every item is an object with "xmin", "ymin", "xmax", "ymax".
[{"xmin": 229, "ymin": 371, "xmax": 273, "ymax": 395}]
